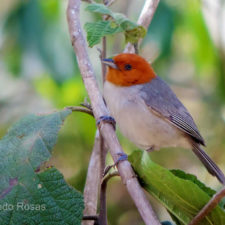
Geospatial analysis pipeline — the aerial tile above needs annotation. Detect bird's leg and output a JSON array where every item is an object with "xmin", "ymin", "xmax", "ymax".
[
  {"xmin": 116, "ymin": 152, "xmax": 128, "ymax": 164},
  {"xmin": 103, "ymin": 152, "xmax": 128, "ymax": 177},
  {"xmin": 97, "ymin": 115, "xmax": 116, "ymax": 130}
]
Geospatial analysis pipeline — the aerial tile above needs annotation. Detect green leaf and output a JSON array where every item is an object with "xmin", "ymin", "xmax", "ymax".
[
  {"xmin": 85, "ymin": 3, "xmax": 113, "ymax": 17},
  {"xmin": 112, "ymin": 13, "xmax": 137, "ymax": 30},
  {"xmin": 170, "ymin": 169, "xmax": 216, "ymax": 197},
  {"xmin": 86, "ymin": 4, "xmax": 137, "ymax": 29},
  {"xmin": 84, "ymin": 21, "xmax": 121, "ymax": 47},
  {"xmin": 129, "ymin": 150, "xmax": 225, "ymax": 225},
  {"xmin": 85, "ymin": 3, "xmax": 146, "ymax": 47},
  {"xmin": 0, "ymin": 110, "xmax": 84, "ymax": 224},
  {"xmin": 125, "ymin": 26, "xmax": 146, "ymax": 44}
]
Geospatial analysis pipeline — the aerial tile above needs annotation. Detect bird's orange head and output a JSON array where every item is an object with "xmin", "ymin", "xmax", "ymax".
[{"xmin": 102, "ymin": 53, "xmax": 156, "ymax": 86}]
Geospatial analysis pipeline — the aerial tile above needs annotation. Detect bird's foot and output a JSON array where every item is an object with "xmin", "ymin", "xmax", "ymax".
[
  {"xmin": 97, "ymin": 116, "xmax": 116, "ymax": 130},
  {"xmin": 103, "ymin": 152, "xmax": 128, "ymax": 177},
  {"xmin": 115, "ymin": 152, "xmax": 128, "ymax": 164}
]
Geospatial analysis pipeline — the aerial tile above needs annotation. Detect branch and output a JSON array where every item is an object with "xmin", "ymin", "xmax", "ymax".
[
  {"xmin": 66, "ymin": 106, "xmax": 93, "ymax": 116},
  {"xmin": 67, "ymin": 1, "xmax": 161, "ymax": 224},
  {"xmin": 189, "ymin": 186, "xmax": 225, "ymax": 225},
  {"xmin": 124, "ymin": 0, "xmax": 160, "ymax": 53},
  {"xmin": 99, "ymin": 172, "xmax": 119, "ymax": 225},
  {"xmin": 82, "ymin": 131, "xmax": 101, "ymax": 225}
]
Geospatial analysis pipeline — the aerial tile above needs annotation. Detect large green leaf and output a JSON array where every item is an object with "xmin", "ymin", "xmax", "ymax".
[
  {"xmin": 129, "ymin": 150, "xmax": 225, "ymax": 225},
  {"xmin": 0, "ymin": 110, "xmax": 84, "ymax": 225},
  {"xmin": 85, "ymin": 3, "xmax": 146, "ymax": 47}
]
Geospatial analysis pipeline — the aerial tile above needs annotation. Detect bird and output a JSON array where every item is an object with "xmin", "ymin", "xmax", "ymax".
[{"xmin": 102, "ymin": 53, "xmax": 225, "ymax": 184}]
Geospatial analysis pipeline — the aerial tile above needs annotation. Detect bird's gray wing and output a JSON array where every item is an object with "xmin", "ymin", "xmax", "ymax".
[{"xmin": 140, "ymin": 76, "xmax": 205, "ymax": 146}]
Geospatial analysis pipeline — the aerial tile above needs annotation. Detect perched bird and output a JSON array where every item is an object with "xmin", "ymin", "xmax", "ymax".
[{"xmin": 102, "ymin": 53, "xmax": 225, "ymax": 184}]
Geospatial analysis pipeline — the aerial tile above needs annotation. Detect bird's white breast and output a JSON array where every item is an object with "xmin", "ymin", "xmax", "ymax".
[{"xmin": 103, "ymin": 81, "xmax": 190, "ymax": 150}]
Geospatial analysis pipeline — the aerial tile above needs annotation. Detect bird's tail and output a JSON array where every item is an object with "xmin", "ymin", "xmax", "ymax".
[{"xmin": 192, "ymin": 144, "xmax": 225, "ymax": 184}]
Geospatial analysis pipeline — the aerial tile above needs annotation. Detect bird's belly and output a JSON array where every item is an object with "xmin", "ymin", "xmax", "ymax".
[
  {"xmin": 116, "ymin": 103, "xmax": 190, "ymax": 150},
  {"xmin": 104, "ymin": 82, "xmax": 190, "ymax": 150}
]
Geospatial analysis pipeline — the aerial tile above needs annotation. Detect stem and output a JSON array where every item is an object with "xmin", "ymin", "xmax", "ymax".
[
  {"xmin": 82, "ymin": 131, "xmax": 101, "ymax": 225},
  {"xmin": 189, "ymin": 186, "xmax": 225, "ymax": 225},
  {"xmin": 101, "ymin": 37, "xmax": 107, "ymax": 82},
  {"xmin": 100, "ymin": 134, "xmax": 108, "ymax": 177},
  {"xmin": 99, "ymin": 172, "xmax": 119, "ymax": 225},
  {"xmin": 66, "ymin": 106, "xmax": 93, "ymax": 116},
  {"xmin": 67, "ymin": 1, "xmax": 161, "ymax": 224}
]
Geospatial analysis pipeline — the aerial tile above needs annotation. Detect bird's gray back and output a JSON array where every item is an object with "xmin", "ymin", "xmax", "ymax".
[{"xmin": 140, "ymin": 76, "xmax": 205, "ymax": 145}]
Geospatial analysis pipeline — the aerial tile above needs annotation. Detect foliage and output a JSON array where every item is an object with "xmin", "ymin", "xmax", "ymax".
[
  {"xmin": 0, "ymin": 110, "xmax": 84, "ymax": 225},
  {"xmin": 3, "ymin": 0, "xmax": 78, "ymax": 83},
  {"xmin": 84, "ymin": 3, "xmax": 146, "ymax": 47},
  {"xmin": 129, "ymin": 150, "xmax": 225, "ymax": 225},
  {"xmin": 1, "ymin": 0, "xmax": 225, "ymax": 224}
]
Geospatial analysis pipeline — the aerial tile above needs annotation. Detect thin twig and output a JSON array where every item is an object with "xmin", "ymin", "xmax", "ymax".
[
  {"xmin": 66, "ymin": 106, "xmax": 94, "ymax": 116},
  {"xmin": 67, "ymin": 1, "xmax": 161, "ymax": 224},
  {"xmin": 133, "ymin": 43, "xmax": 139, "ymax": 54},
  {"xmin": 99, "ymin": 172, "xmax": 119, "ymax": 225},
  {"xmin": 101, "ymin": 37, "xmax": 107, "ymax": 82},
  {"xmin": 124, "ymin": 0, "xmax": 160, "ymax": 53},
  {"xmin": 98, "ymin": 170, "xmax": 120, "ymax": 225},
  {"xmin": 105, "ymin": 0, "xmax": 115, "ymax": 7},
  {"xmin": 101, "ymin": 0, "xmax": 108, "ymax": 82},
  {"xmin": 189, "ymin": 186, "xmax": 225, "ymax": 225},
  {"xmin": 82, "ymin": 131, "xmax": 101, "ymax": 225},
  {"xmin": 99, "ymin": 5, "xmax": 109, "ymax": 223},
  {"xmin": 99, "ymin": 134, "xmax": 108, "ymax": 177},
  {"xmin": 80, "ymin": 98, "xmax": 92, "ymax": 111}
]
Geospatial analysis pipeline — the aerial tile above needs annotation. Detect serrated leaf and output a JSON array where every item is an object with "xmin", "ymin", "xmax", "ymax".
[
  {"xmin": 129, "ymin": 150, "xmax": 225, "ymax": 225},
  {"xmin": 0, "ymin": 110, "xmax": 84, "ymax": 225},
  {"xmin": 84, "ymin": 21, "xmax": 121, "ymax": 47},
  {"xmin": 85, "ymin": 3, "xmax": 113, "ymax": 17},
  {"xmin": 171, "ymin": 169, "xmax": 225, "ymax": 209},
  {"xmin": 112, "ymin": 13, "xmax": 137, "ymax": 30},
  {"xmin": 170, "ymin": 169, "xmax": 216, "ymax": 197},
  {"xmin": 0, "ymin": 167, "xmax": 84, "ymax": 225},
  {"xmin": 86, "ymin": 3, "xmax": 137, "ymax": 30},
  {"xmin": 85, "ymin": 3, "xmax": 146, "ymax": 47}
]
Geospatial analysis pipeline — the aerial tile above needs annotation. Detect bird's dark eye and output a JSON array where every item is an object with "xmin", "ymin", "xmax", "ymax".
[{"xmin": 124, "ymin": 64, "xmax": 132, "ymax": 70}]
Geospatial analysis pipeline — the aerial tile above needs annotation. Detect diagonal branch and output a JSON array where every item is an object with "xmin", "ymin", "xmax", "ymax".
[
  {"xmin": 67, "ymin": 0, "xmax": 161, "ymax": 224},
  {"xmin": 189, "ymin": 186, "xmax": 225, "ymax": 225},
  {"xmin": 124, "ymin": 0, "xmax": 160, "ymax": 53}
]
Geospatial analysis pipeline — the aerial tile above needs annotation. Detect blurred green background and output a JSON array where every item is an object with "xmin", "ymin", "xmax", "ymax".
[{"xmin": 0, "ymin": 0, "xmax": 225, "ymax": 224}]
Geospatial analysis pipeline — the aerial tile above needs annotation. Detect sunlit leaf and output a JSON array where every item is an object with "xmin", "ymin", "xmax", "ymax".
[
  {"xmin": 125, "ymin": 26, "xmax": 146, "ymax": 44},
  {"xmin": 85, "ymin": 3, "xmax": 146, "ymax": 47},
  {"xmin": 84, "ymin": 21, "xmax": 121, "ymax": 47},
  {"xmin": 85, "ymin": 3, "xmax": 113, "ymax": 17},
  {"xmin": 129, "ymin": 150, "xmax": 225, "ymax": 225}
]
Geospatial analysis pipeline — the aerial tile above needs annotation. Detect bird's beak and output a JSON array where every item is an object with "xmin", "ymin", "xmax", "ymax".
[{"xmin": 102, "ymin": 58, "xmax": 118, "ymax": 70}]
